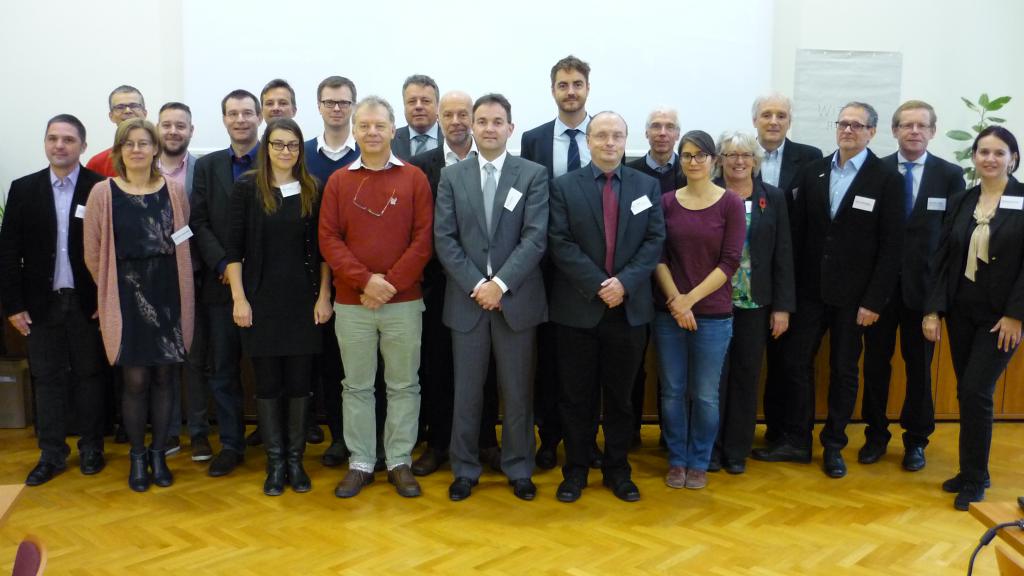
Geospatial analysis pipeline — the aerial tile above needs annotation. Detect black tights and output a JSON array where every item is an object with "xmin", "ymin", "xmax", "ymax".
[
  {"xmin": 252, "ymin": 355, "xmax": 313, "ymax": 400},
  {"xmin": 122, "ymin": 364, "xmax": 178, "ymax": 454}
]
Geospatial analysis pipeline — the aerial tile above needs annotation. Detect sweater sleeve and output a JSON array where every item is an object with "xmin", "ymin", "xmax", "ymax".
[
  {"xmin": 384, "ymin": 169, "xmax": 434, "ymax": 292},
  {"xmin": 717, "ymin": 192, "xmax": 746, "ymax": 279}
]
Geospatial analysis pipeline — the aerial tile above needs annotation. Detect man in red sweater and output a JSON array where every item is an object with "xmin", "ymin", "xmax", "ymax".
[
  {"xmin": 319, "ymin": 96, "xmax": 434, "ymax": 499},
  {"xmin": 86, "ymin": 85, "xmax": 147, "ymax": 177}
]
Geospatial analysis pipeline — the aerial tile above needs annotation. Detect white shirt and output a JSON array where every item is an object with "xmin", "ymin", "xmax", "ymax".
[
  {"xmin": 444, "ymin": 138, "xmax": 478, "ymax": 167},
  {"xmin": 897, "ymin": 150, "xmax": 929, "ymax": 203},
  {"xmin": 317, "ymin": 131, "xmax": 357, "ymax": 161},
  {"xmin": 347, "ymin": 153, "xmax": 404, "ymax": 171},
  {"xmin": 760, "ymin": 139, "xmax": 786, "ymax": 187},
  {"xmin": 552, "ymin": 115, "xmax": 591, "ymax": 178},
  {"xmin": 476, "ymin": 151, "xmax": 509, "ymax": 293}
]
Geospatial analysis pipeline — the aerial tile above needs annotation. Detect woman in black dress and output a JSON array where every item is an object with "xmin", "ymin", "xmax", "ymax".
[
  {"xmin": 923, "ymin": 126, "xmax": 1023, "ymax": 510},
  {"xmin": 226, "ymin": 118, "xmax": 333, "ymax": 495}
]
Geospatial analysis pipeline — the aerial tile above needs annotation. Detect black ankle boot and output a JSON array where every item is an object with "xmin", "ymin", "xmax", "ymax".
[
  {"xmin": 149, "ymin": 448, "xmax": 174, "ymax": 487},
  {"xmin": 287, "ymin": 397, "xmax": 312, "ymax": 492},
  {"xmin": 128, "ymin": 450, "xmax": 150, "ymax": 492},
  {"xmin": 257, "ymin": 398, "xmax": 286, "ymax": 496}
]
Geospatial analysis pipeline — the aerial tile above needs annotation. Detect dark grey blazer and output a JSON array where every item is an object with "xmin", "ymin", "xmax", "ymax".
[
  {"xmin": 190, "ymin": 148, "xmax": 239, "ymax": 304},
  {"xmin": 434, "ymin": 155, "xmax": 549, "ymax": 333},
  {"xmin": 776, "ymin": 138, "xmax": 824, "ymax": 197},
  {"xmin": 392, "ymin": 124, "xmax": 443, "ymax": 161},
  {"xmin": 519, "ymin": 120, "xmax": 557, "ymax": 179}
]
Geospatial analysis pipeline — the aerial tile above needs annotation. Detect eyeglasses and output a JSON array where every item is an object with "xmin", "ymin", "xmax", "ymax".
[
  {"xmin": 681, "ymin": 152, "xmax": 710, "ymax": 164},
  {"xmin": 352, "ymin": 177, "xmax": 397, "ymax": 217},
  {"xmin": 225, "ymin": 110, "xmax": 258, "ymax": 120},
  {"xmin": 722, "ymin": 152, "xmax": 755, "ymax": 161},
  {"xmin": 121, "ymin": 140, "xmax": 153, "ymax": 151},
  {"xmin": 320, "ymin": 99, "xmax": 353, "ymax": 110},
  {"xmin": 897, "ymin": 122, "xmax": 933, "ymax": 131},
  {"xmin": 268, "ymin": 140, "xmax": 301, "ymax": 152},
  {"xmin": 111, "ymin": 103, "xmax": 144, "ymax": 113},
  {"xmin": 835, "ymin": 121, "xmax": 871, "ymax": 132}
]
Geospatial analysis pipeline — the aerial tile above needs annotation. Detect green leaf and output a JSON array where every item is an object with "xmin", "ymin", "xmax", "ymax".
[
  {"xmin": 972, "ymin": 123, "xmax": 986, "ymax": 133},
  {"xmin": 979, "ymin": 93, "xmax": 990, "ymax": 107},
  {"xmin": 989, "ymin": 116, "xmax": 1006, "ymax": 123},
  {"xmin": 955, "ymin": 150, "xmax": 972, "ymax": 161},
  {"xmin": 947, "ymin": 130, "xmax": 974, "ymax": 141},
  {"xmin": 987, "ymin": 96, "xmax": 1011, "ymax": 110},
  {"xmin": 961, "ymin": 97, "xmax": 980, "ymax": 112}
]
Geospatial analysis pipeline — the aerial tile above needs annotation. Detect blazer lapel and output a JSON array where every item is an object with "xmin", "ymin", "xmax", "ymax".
[
  {"xmin": 216, "ymin": 153, "xmax": 234, "ymax": 201},
  {"xmin": 750, "ymin": 182, "xmax": 764, "ymax": 237},
  {"xmin": 913, "ymin": 155, "xmax": 939, "ymax": 216},
  {"xmin": 834, "ymin": 152, "xmax": 875, "ymax": 218},
  {"xmin": 990, "ymin": 178, "xmax": 1023, "ymax": 238},
  {"xmin": 489, "ymin": 158, "xmax": 520, "ymax": 238},
  {"xmin": 38, "ymin": 172, "xmax": 58, "ymax": 250},
  {"xmin": 614, "ymin": 170, "xmax": 634, "ymax": 251},
  {"xmin": 579, "ymin": 169, "xmax": 605, "ymax": 235},
  {"xmin": 462, "ymin": 159, "xmax": 489, "ymax": 238}
]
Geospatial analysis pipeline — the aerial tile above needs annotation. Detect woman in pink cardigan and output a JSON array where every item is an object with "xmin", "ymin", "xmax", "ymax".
[{"xmin": 84, "ymin": 118, "xmax": 194, "ymax": 492}]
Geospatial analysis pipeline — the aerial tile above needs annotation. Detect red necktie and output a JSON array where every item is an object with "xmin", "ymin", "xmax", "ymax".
[{"xmin": 602, "ymin": 172, "xmax": 618, "ymax": 275}]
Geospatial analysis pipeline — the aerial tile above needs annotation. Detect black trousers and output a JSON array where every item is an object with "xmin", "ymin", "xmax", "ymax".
[
  {"xmin": 556, "ymin": 308, "xmax": 645, "ymax": 484},
  {"xmin": 782, "ymin": 298, "xmax": 864, "ymax": 450},
  {"xmin": 313, "ymin": 317, "xmax": 344, "ymax": 441},
  {"xmin": 761, "ymin": 334, "xmax": 787, "ymax": 441},
  {"xmin": 862, "ymin": 283, "xmax": 935, "ymax": 448},
  {"xmin": 716, "ymin": 306, "xmax": 770, "ymax": 463},
  {"xmin": 26, "ymin": 290, "xmax": 106, "ymax": 464}
]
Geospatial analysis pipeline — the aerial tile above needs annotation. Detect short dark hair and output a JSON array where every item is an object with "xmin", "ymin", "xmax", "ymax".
[
  {"xmin": 108, "ymin": 85, "xmax": 145, "ymax": 110},
  {"xmin": 473, "ymin": 93, "xmax": 512, "ymax": 122},
  {"xmin": 550, "ymin": 55, "xmax": 591, "ymax": 86},
  {"xmin": 840, "ymin": 101, "xmax": 879, "ymax": 128},
  {"xmin": 402, "ymin": 74, "xmax": 439, "ymax": 100},
  {"xmin": 221, "ymin": 89, "xmax": 261, "ymax": 116},
  {"xmin": 891, "ymin": 100, "xmax": 936, "ymax": 130},
  {"xmin": 46, "ymin": 114, "xmax": 87, "ymax": 143},
  {"xmin": 260, "ymin": 79, "xmax": 296, "ymax": 106},
  {"xmin": 317, "ymin": 76, "xmax": 357, "ymax": 102},
  {"xmin": 159, "ymin": 102, "xmax": 192, "ymax": 121},
  {"xmin": 973, "ymin": 126, "xmax": 1020, "ymax": 175}
]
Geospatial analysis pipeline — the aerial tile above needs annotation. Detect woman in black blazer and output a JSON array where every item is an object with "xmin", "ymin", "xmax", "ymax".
[
  {"xmin": 225, "ymin": 118, "xmax": 333, "ymax": 496},
  {"xmin": 711, "ymin": 131, "xmax": 796, "ymax": 474},
  {"xmin": 923, "ymin": 126, "xmax": 1023, "ymax": 511}
]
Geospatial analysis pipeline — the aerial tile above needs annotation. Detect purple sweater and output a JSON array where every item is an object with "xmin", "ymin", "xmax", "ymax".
[{"xmin": 658, "ymin": 190, "xmax": 746, "ymax": 316}]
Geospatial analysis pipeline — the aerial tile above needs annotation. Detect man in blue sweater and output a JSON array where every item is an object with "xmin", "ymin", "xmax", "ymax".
[{"xmin": 305, "ymin": 76, "xmax": 360, "ymax": 185}]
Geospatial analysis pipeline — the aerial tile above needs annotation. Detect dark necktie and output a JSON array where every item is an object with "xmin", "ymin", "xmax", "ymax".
[
  {"xmin": 566, "ymin": 128, "xmax": 581, "ymax": 172},
  {"xmin": 602, "ymin": 172, "xmax": 618, "ymax": 275},
  {"xmin": 903, "ymin": 161, "xmax": 915, "ymax": 220}
]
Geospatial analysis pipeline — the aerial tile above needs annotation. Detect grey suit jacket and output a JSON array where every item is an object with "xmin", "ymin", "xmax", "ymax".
[
  {"xmin": 185, "ymin": 153, "xmax": 197, "ymax": 198},
  {"xmin": 434, "ymin": 154, "xmax": 549, "ymax": 333},
  {"xmin": 392, "ymin": 124, "xmax": 443, "ymax": 161}
]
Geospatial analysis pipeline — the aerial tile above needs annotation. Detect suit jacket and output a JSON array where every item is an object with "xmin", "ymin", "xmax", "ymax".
[
  {"xmin": 185, "ymin": 153, "xmax": 198, "ymax": 198},
  {"xmin": 625, "ymin": 154, "xmax": 686, "ymax": 193},
  {"xmin": 0, "ymin": 165, "xmax": 104, "ymax": 319},
  {"xmin": 520, "ymin": 120, "xmax": 557, "ymax": 179},
  {"xmin": 880, "ymin": 152, "xmax": 966, "ymax": 307},
  {"xmin": 392, "ymin": 124, "xmax": 443, "ymax": 161},
  {"xmin": 434, "ymin": 155, "xmax": 549, "ymax": 333},
  {"xmin": 926, "ymin": 177, "xmax": 1024, "ymax": 321},
  {"xmin": 547, "ymin": 164, "xmax": 666, "ymax": 328},
  {"xmin": 790, "ymin": 149, "xmax": 904, "ymax": 312},
  {"xmin": 190, "ymin": 148, "xmax": 239, "ymax": 304},
  {"xmin": 761, "ymin": 138, "xmax": 824, "ymax": 202},
  {"xmin": 408, "ymin": 145, "xmax": 446, "ymax": 195}
]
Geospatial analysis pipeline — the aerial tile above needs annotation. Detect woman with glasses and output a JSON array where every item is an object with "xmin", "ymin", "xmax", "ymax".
[
  {"xmin": 653, "ymin": 130, "xmax": 745, "ymax": 490},
  {"xmin": 923, "ymin": 126, "xmax": 1023, "ymax": 510},
  {"xmin": 226, "ymin": 118, "xmax": 333, "ymax": 496},
  {"xmin": 84, "ymin": 118, "xmax": 194, "ymax": 492},
  {"xmin": 709, "ymin": 131, "xmax": 795, "ymax": 474}
]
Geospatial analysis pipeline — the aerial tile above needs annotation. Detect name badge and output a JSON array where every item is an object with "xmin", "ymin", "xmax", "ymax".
[
  {"xmin": 171, "ymin": 225, "xmax": 194, "ymax": 245},
  {"xmin": 74, "ymin": 204, "xmax": 87, "ymax": 219},
  {"xmin": 927, "ymin": 197, "xmax": 947, "ymax": 211},
  {"xmin": 280, "ymin": 182, "xmax": 301, "ymax": 197},
  {"xmin": 852, "ymin": 195, "xmax": 876, "ymax": 212},
  {"xmin": 630, "ymin": 195, "xmax": 652, "ymax": 215},
  {"xmin": 745, "ymin": 200, "xmax": 752, "ymax": 214},
  {"xmin": 999, "ymin": 196, "xmax": 1024, "ymax": 210},
  {"xmin": 504, "ymin": 187, "xmax": 523, "ymax": 211}
]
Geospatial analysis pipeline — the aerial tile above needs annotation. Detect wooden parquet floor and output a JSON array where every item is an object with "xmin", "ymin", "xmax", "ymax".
[{"xmin": 0, "ymin": 422, "xmax": 1021, "ymax": 575}]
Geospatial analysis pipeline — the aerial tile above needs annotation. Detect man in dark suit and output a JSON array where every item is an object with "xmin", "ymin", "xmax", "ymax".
[
  {"xmin": 859, "ymin": 100, "xmax": 966, "ymax": 471},
  {"xmin": 435, "ymin": 93, "xmax": 549, "ymax": 501},
  {"xmin": 190, "ymin": 89, "xmax": 263, "ymax": 477},
  {"xmin": 755, "ymin": 102, "xmax": 904, "ymax": 479},
  {"xmin": 750, "ymin": 92, "xmax": 824, "ymax": 445},
  {"xmin": 0, "ymin": 114, "xmax": 106, "ymax": 485},
  {"xmin": 392, "ymin": 74, "xmax": 442, "ymax": 160},
  {"xmin": 548, "ymin": 111, "xmax": 665, "ymax": 503},
  {"xmin": 625, "ymin": 107, "xmax": 685, "ymax": 194}
]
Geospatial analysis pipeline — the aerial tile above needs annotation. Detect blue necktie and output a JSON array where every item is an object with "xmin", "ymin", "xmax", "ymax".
[
  {"xmin": 903, "ymin": 161, "xmax": 915, "ymax": 220},
  {"xmin": 565, "ymin": 129, "xmax": 581, "ymax": 172}
]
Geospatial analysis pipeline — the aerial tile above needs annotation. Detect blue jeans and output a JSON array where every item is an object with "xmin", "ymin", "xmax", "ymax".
[{"xmin": 653, "ymin": 312, "xmax": 732, "ymax": 470}]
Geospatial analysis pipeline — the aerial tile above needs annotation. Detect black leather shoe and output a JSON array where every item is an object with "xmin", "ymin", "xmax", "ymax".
[
  {"xmin": 245, "ymin": 427, "xmax": 263, "ymax": 447},
  {"xmin": 150, "ymin": 448, "xmax": 174, "ymax": 488},
  {"xmin": 604, "ymin": 478, "xmax": 641, "ymax": 502},
  {"xmin": 26, "ymin": 461, "xmax": 67, "ymax": 486},
  {"xmin": 823, "ymin": 448, "xmax": 847, "ymax": 479},
  {"xmin": 208, "ymin": 449, "xmax": 244, "ymax": 477},
  {"xmin": 556, "ymin": 477, "xmax": 585, "ymax": 503},
  {"xmin": 588, "ymin": 444, "xmax": 603, "ymax": 469},
  {"xmin": 942, "ymin": 473, "xmax": 991, "ymax": 493},
  {"xmin": 536, "ymin": 443, "xmax": 557, "ymax": 470},
  {"xmin": 751, "ymin": 441, "xmax": 811, "ymax": 463},
  {"xmin": 954, "ymin": 482, "xmax": 985, "ymax": 511},
  {"xmin": 509, "ymin": 478, "xmax": 537, "ymax": 501},
  {"xmin": 902, "ymin": 446, "xmax": 926, "ymax": 472},
  {"xmin": 722, "ymin": 459, "xmax": 746, "ymax": 475},
  {"xmin": 857, "ymin": 441, "xmax": 887, "ymax": 464},
  {"xmin": 448, "ymin": 477, "xmax": 478, "ymax": 501},
  {"xmin": 128, "ymin": 451, "xmax": 150, "ymax": 492},
  {"xmin": 411, "ymin": 447, "xmax": 448, "ymax": 476},
  {"xmin": 306, "ymin": 424, "xmax": 325, "ymax": 445},
  {"xmin": 80, "ymin": 451, "xmax": 105, "ymax": 475},
  {"xmin": 708, "ymin": 453, "xmax": 722, "ymax": 473},
  {"xmin": 321, "ymin": 441, "xmax": 350, "ymax": 467}
]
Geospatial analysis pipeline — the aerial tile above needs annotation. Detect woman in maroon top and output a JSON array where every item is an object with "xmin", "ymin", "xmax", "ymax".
[{"xmin": 652, "ymin": 130, "xmax": 745, "ymax": 490}]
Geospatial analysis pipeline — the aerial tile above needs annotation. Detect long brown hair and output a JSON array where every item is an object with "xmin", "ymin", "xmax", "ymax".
[{"xmin": 253, "ymin": 118, "xmax": 319, "ymax": 216}]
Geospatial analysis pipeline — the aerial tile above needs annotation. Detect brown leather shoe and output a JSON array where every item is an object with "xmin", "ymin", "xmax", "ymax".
[
  {"xmin": 665, "ymin": 466, "xmax": 687, "ymax": 489},
  {"xmin": 387, "ymin": 464, "xmax": 422, "ymax": 498},
  {"xmin": 411, "ymin": 448, "xmax": 447, "ymax": 476},
  {"xmin": 334, "ymin": 469, "xmax": 375, "ymax": 498},
  {"xmin": 684, "ymin": 469, "xmax": 708, "ymax": 490}
]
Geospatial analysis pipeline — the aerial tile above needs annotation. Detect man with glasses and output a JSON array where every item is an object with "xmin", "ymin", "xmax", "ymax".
[
  {"xmin": 86, "ymin": 85, "xmax": 148, "ymax": 177},
  {"xmin": 189, "ymin": 89, "xmax": 263, "ymax": 478},
  {"xmin": 320, "ymin": 96, "xmax": 433, "ymax": 498},
  {"xmin": 392, "ymin": 75, "xmax": 442, "ymax": 160},
  {"xmin": 757, "ymin": 102, "xmax": 903, "ymax": 479},
  {"xmin": 626, "ymin": 107, "xmax": 685, "ymax": 194},
  {"xmin": 305, "ymin": 76, "xmax": 360, "ymax": 185},
  {"xmin": 859, "ymin": 100, "xmax": 965, "ymax": 472}
]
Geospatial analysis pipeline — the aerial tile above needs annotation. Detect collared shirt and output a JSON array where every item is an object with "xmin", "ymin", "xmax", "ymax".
[
  {"xmin": 829, "ymin": 147, "xmax": 869, "ymax": 218},
  {"xmin": 591, "ymin": 162, "xmax": 622, "ymax": 200},
  {"xmin": 231, "ymin": 144, "xmax": 259, "ymax": 181},
  {"xmin": 897, "ymin": 150, "xmax": 929, "ymax": 203},
  {"xmin": 347, "ymin": 153, "xmax": 405, "ymax": 171},
  {"xmin": 158, "ymin": 155, "xmax": 188, "ymax": 192},
  {"xmin": 553, "ymin": 115, "xmax": 591, "ymax": 178},
  {"xmin": 317, "ymin": 131, "xmax": 357, "ymax": 162},
  {"xmin": 409, "ymin": 123, "xmax": 440, "ymax": 154},
  {"xmin": 444, "ymin": 138, "xmax": 478, "ymax": 167},
  {"xmin": 50, "ymin": 165, "xmax": 80, "ymax": 290},
  {"xmin": 476, "ymin": 152, "xmax": 509, "ymax": 292},
  {"xmin": 644, "ymin": 152, "xmax": 677, "ymax": 174},
  {"xmin": 760, "ymin": 139, "xmax": 786, "ymax": 187}
]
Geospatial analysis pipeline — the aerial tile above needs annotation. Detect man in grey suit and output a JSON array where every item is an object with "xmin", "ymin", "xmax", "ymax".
[
  {"xmin": 434, "ymin": 94, "xmax": 549, "ymax": 502},
  {"xmin": 392, "ymin": 74, "xmax": 442, "ymax": 160}
]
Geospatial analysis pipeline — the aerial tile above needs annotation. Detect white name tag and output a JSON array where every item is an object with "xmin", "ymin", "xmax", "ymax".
[
  {"xmin": 745, "ymin": 200, "xmax": 752, "ymax": 214},
  {"xmin": 280, "ymin": 182, "xmax": 301, "ymax": 197},
  {"xmin": 999, "ymin": 196, "xmax": 1024, "ymax": 210},
  {"xmin": 171, "ymin": 225, "xmax": 193, "ymax": 245},
  {"xmin": 927, "ymin": 197, "xmax": 947, "ymax": 211},
  {"xmin": 504, "ymin": 187, "xmax": 523, "ymax": 211},
  {"xmin": 852, "ymin": 195, "xmax": 876, "ymax": 212},
  {"xmin": 74, "ymin": 204, "xmax": 86, "ymax": 219},
  {"xmin": 630, "ymin": 195, "xmax": 652, "ymax": 215}
]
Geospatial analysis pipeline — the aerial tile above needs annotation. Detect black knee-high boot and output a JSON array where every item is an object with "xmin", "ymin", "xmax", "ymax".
[
  {"xmin": 287, "ymin": 397, "xmax": 312, "ymax": 492},
  {"xmin": 258, "ymin": 398, "xmax": 286, "ymax": 496}
]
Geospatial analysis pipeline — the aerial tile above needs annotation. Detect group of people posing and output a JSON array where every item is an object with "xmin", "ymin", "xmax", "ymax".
[{"xmin": 1, "ymin": 55, "xmax": 1021, "ymax": 512}]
